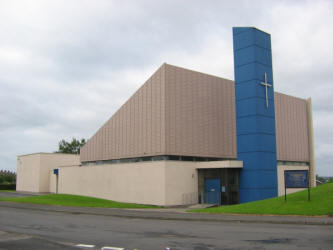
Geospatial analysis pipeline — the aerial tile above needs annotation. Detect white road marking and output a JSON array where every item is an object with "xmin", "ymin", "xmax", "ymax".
[
  {"xmin": 101, "ymin": 247, "xmax": 124, "ymax": 250},
  {"xmin": 75, "ymin": 244, "xmax": 95, "ymax": 248}
]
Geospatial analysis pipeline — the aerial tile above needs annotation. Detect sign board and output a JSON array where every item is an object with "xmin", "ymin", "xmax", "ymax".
[
  {"xmin": 221, "ymin": 186, "xmax": 226, "ymax": 193},
  {"xmin": 285, "ymin": 170, "xmax": 308, "ymax": 188},
  {"xmin": 53, "ymin": 169, "xmax": 59, "ymax": 175}
]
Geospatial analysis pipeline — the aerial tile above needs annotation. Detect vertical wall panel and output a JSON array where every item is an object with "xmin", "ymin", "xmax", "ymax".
[
  {"xmin": 158, "ymin": 69, "xmax": 163, "ymax": 153},
  {"xmin": 80, "ymin": 64, "xmax": 167, "ymax": 162},
  {"xmin": 164, "ymin": 64, "xmax": 237, "ymax": 158},
  {"xmin": 275, "ymin": 93, "xmax": 310, "ymax": 162}
]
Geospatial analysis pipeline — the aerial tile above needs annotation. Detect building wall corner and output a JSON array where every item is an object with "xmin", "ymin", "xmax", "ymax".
[{"xmin": 307, "ymin": 98, "xmax": 316, "ymax": 187}]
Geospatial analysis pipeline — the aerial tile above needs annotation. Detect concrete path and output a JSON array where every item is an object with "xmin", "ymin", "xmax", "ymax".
[
  {"xmin": 0, "ymin": 201, "xmax": 332, "ymax": 226},
  {"xmin": 0, "ymin": 191, "xmax": 39, "ymax": 198}
]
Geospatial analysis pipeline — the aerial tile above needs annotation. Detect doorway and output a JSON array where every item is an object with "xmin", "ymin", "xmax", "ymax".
[
  {"xmin": 198, "ymin": 168, "xmax": 239, "ymax": 205},
  {"xmin": 205, "ymin": 178, "xmax": 221, "ymax": 204}
]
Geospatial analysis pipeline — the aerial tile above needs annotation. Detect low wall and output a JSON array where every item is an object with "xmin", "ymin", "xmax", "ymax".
[{"xmin": 54, "ymin": 161, "xmax": 167, "ymax": 206}]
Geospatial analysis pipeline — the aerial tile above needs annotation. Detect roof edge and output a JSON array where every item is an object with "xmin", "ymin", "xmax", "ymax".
[
  {"xmin": 17, "ymin": 152, "xmax": 79, "ymax": 157},
  {"xmin": 164, "ymin": 63, "xmax": 234, "ymax": 83}
]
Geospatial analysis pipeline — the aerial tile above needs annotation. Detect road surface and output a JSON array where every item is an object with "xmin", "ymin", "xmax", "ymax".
[{"xmin": 0, "ymin": 206, "xmax": 332, "ymax": 249}]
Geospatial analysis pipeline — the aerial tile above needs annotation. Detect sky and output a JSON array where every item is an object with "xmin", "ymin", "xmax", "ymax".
[{"xmin": 0, "ymin": 0, "xmax": 332, "ymax": 176}]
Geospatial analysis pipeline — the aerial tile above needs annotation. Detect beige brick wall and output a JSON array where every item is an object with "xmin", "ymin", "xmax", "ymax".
[
  {"xmin": 17, "ymin": 153, "xmax": 79, "ymax": 193},
  {"xmin": 53, "ymin": 160, "xmax": 242, "ymax": 206},
  {"xmin": 49, "ymin": 169, "xmax": 57, "ymax": 193},
  {"xmin": 164, "ymin": 161, "xmax": 198, "ymax": 206},
  {"xmin": 55, "ymin": 161, "xmax": 167, "ymax": 205},
  {"xmin": 39, "ymin": 153, "xmax": 80, "ymax": 192},
  {"xmin": 17, "ymin": 154, "xmax": 41, "ymax": 192}
]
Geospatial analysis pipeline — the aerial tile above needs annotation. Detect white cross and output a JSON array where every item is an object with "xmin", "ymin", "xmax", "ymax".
[{"xmin": 260, "ymin": 73, "xmax": 272, "ymax": 108}]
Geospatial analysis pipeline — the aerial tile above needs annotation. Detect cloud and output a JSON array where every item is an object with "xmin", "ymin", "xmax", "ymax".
[{"xmin": 0, "ymin": 0, "xmax": 332, "ymax": 176}]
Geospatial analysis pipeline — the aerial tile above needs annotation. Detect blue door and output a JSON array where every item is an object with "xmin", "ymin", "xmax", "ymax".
[{"xmin": 205, "ymin": 178, "xmax": 221, "ymax": 204}]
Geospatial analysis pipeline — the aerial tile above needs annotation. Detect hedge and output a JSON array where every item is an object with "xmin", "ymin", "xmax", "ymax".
[{"xmin": 0, "ymin": 184, "xmax": 16, "ymax": 190}]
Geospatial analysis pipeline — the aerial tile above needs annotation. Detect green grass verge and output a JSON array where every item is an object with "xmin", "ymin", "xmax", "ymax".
[
  {"xmin": 190, "ymin": 182, "xmax": 333, "ymax": 216},
  {"xmin": 0, "ymin": 193, "xmax": 159, "ymax": 209},
  {"xmin": 0, "ymin": 190, "xmax": 15, "ymax": 192}
]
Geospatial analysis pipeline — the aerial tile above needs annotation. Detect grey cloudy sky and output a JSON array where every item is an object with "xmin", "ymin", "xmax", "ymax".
[{"xmin": 1, "ymin": 0, "xmax": 332, "ymax": 176}]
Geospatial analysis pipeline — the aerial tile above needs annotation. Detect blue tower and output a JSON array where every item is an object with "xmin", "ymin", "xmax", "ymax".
[{"xmin": 233, "ymin": 27, "xmax": 278, "ymax": 203}]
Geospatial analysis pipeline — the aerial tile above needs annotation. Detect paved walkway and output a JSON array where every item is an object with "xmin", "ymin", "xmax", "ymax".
[
  {"xmin": 0, "ymin": 201, "xmax": 332, "ymax": 226},
  {"xmin": 0, "ymin": 191, "xmax": 39, "ymax": 198}
]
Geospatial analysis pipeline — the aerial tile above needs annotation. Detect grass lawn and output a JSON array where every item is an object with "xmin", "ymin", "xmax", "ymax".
[
  {"xmin": 190, "ymin": 182, "xmax": 333, "ymax": 216},
  {"xmin": 0, "ymin": 190, "xmax": 15, "ymax": 192},
  {"xmin": 0, "ymin": 193, "xmax": 159, "ymax": 209}
]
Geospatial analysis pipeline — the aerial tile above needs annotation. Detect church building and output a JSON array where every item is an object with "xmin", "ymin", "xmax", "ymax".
[{"xmin": 17, "ymin": 27, "xmax": 315, "ymax": 206}]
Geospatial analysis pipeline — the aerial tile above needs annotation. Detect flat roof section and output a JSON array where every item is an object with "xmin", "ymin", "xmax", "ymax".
[{"xmin": 195, "ymin": 160, "xmax": 243, "ymax": 169}]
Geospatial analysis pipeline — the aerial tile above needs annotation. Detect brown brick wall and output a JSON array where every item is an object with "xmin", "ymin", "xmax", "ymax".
[
  {"xmin": 80, "ymin": 64, "xmax": 166, "ymax": 162},
  {"xmin": 164, "ymin": 64, "xmax": 237, "ymax": 158},
  {"xmin": 80, "ymin": 64, "xmax": 310, "ymax": 163},
  {"xmin": 274, "ymin": 92, "xmax": 310, "ymax": 162}
]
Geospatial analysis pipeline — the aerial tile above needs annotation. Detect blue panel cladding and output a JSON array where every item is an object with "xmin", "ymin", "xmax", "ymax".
[
  {"xmin": 233, "ymin": 27, "xmax": 278, "ymax": 203},
  {"xmin": 237, "ymin": 134, "xmax": 276, "ymax": 153},
  {"xmin": 238, "ymin": 152, "xmax": 277, "ymax": 170},
  {"xmin": 237, "ymin": 116, "xmax": 276, "ymax": 135},
  {"xmin": 235, "ymin": 80, "xmax": 274, "ymax": 101}
]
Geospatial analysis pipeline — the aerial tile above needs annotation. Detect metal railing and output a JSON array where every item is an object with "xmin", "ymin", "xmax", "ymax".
[
  {"xmin": 181, "ymin": 191, "xmax": 223, "ymax": 206},
  {"xmin": 199, "ymin": 191, "xmax": 221, "ymax": 205},
  {"xmin": 181, "ymin": 192, "xmax": 198, "ymax": 205}
]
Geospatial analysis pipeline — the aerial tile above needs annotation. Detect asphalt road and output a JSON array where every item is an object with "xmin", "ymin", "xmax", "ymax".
[{"xmin": 0, "ymin": 206, "xmax": 332, "ymax": 250}]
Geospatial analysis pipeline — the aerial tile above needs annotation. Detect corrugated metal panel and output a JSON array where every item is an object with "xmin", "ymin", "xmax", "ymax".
[
  {"xmin": 275, "ymin": 92, "xmax": 310, "ymax": 162},
  {"xmin": 80, "ymin": 63, "xmax": 310, "ymax": 163},
  {"xmin": 80, "ymin": 64, "xmax": 167, "ymax": 162},
  {"xmin": 164, "ymin": 64, "xmax": 237, "ymax": 158}
]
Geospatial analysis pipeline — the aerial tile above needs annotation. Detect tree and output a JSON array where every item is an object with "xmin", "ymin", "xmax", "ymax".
[
  {"xmin": 0, "ymin": 170, "xmax": 16, "ymax": 184},
  {"xmin": 56, "ymin": 138, "xmax": 86, "ymax": 154}
]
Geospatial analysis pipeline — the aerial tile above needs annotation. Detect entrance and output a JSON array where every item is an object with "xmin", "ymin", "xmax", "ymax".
[
  {"xmin": 198, "ymin": 168, "xmax": 239, "ymax": 205},
  {"xmin": 205, "ymin": 178, "xmax": 221, "ymax": 204}
]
